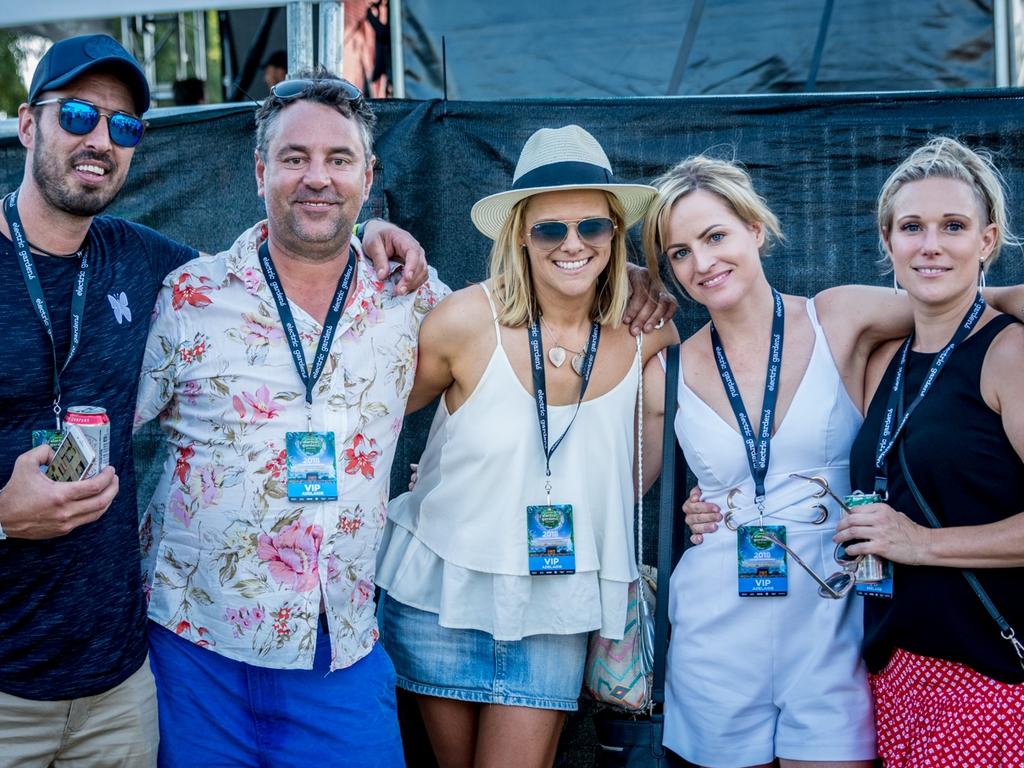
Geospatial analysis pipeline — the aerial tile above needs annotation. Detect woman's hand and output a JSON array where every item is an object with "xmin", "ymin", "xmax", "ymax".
[
  {"xmin": 833, "ymin": 502, "xmax": 932, "ymax": 566},
  {"xmin": 682, "ymin": 485, "xmax": 722, "ymax": 545}
]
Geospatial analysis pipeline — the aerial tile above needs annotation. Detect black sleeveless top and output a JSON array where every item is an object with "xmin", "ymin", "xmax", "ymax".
[{"xmin": 850, "ymin": 313, "xmax": 1024, "ymax": 684}]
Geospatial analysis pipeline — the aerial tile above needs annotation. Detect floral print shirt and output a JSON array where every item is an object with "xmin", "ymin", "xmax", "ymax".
[{"xmin": 136, "ymin": 221, "xmax": 448, "ymax": 670}]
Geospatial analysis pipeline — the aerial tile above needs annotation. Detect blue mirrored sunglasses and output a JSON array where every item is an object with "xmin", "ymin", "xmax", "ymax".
[{"xmin": 32, "ymin": 98, "xmax": 145, "ymax": 148}]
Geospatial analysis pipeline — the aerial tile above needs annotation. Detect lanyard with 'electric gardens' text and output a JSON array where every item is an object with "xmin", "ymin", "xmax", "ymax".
[
  {"xmin": 528, "ymin": 318, "xmax": 600, "ymax": 503},
  {"xmin": 873, "ymin": 292, "xmax": 986, "ymax": 498},
  {"xmin": 4, "ymin": 189, "xmax": 90, "ymax": 430},
  {"xmin": 257, "ymin": 240, "xmax": 356, "ymax": 428},
  {"xmin": 710, "ymin": 288, "xmax": 784, "ymax": 516}
]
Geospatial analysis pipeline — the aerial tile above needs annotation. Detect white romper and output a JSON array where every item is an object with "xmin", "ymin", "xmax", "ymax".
[{"xmin": 664, "ymin": 299, "xmax": 876, "ymax": 767}]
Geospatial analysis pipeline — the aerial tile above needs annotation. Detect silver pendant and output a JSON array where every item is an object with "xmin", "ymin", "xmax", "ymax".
[
  {"xmin": 570, "ymin": 352, "xmax": 585, "ymax": 376},
  {"xmin": 549, "ymin": 346, "xmax": 567, "ymax": 368}
]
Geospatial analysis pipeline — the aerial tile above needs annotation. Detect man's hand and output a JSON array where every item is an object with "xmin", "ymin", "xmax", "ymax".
[
  {"xmin": 682, "ymin": 485, "xmax": 722, "ymax": 545},
  {"xmin": 0, "ymin": 445, "xmax": 119, "ymax": 540},
  {"xmin": 359, "ymin": 219, "xmax": 429, "ymax": 295},
  {"xmin": 624, "ymin": 263, "xmax": 677, "ymax": 336}
]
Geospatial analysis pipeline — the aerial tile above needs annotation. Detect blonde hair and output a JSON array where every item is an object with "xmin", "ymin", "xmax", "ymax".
[
  {"xmin": 488, "ymin": 191, "xmax": 630, "ymax": 327},
  {"xmin": 642, "ymin": 155, "xmax": 783, "ymax": 281},
  {"xmin": 877, "ymin": 137, "xmax": 1018, "ymax": 269}
]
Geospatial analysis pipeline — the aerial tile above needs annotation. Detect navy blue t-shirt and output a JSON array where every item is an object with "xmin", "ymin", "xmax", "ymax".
[{"xmin": 0, "ymin": 215, "xmax": 196, "ymax": 700}]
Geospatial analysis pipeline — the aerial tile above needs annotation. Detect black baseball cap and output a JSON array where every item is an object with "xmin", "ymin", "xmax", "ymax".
[{"xmin": 29, "ymin": 34, "xmax": 150, "ymax": 115}]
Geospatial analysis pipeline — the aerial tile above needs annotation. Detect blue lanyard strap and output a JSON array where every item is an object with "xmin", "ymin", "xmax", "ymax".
[
  {"xmin": 873, "ymin": 292, "xmax": 985, "ymax": 497},
  {"xmin": 709, "ymin": 288, "xmax": 784, "ymax": 507},
  {"xmin": 4, "ymin": 189, "xmax": 90, "ymax": 428},
  {"xmin": 257, "ymin": 240, "xmax": 356, "ymax": 417},
  {"xmin": 528, "ymin": 318, "xmax": 601, "ymax": 486}
]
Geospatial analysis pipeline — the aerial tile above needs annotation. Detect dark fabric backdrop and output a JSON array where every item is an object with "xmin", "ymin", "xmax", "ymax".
[{"xmin": 2, "ymin": 90, "xmax": 1022, "ymax": 766}]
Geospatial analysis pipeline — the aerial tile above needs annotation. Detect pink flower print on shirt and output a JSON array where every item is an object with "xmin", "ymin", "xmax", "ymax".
[
  {"xmin": 242, "ymin": 313, "xmax": 284, "ymax": 346},
  {"xmin": 171, "ymin": 273, "xmax": 213, "ymax": 310},
  {"xmin": 169, "ymin": 487, "xmax": 193, "ymax": 527},
  {"xmin": 342, "ymin": 433, "xmax": 379, "ymax": 479},
  {"xmin": 243, "ymin": 385, "xmax": 281, "ymax": 421},
  {"xmin": 241, "ymin": 268, "xmax": 262, "ymax": 294},
  {"xmin": 196, "ymin": 464, "xmax": 223, "ymax": 507},
  {"xmin": 183, "ymin": 380, "xmax": 202, "ymax": 405},
  {"xmin": 257, "ymin": 520, "xmax": 323, "ymax": 592},
  {"xmin": 232, "ymin": 385, "xmax": 281, "ymax": 423},
  {"xmin": 350, "ymin": 578, "xmax": 374, "ymax": 609},
  {"xmin": 225, "ymin": 605, "xmax": 265, "ymax": 638},
  {"xmin": 263, "ymin": 448, "xmax": 287, "ymax": 480},
  {"xmin": 178, "ymin": 334, "xmax": 208, "ymax": 364},
  {"xmin": 174, "ymin": 445, "xmax": 194, "ymax": 485},
  {"xmin": 272, "ymin": 606, "xmax": 293, "ymax": 638}
]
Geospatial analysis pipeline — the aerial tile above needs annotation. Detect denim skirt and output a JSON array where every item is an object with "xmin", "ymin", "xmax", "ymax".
[{"xmin": 379, "ymin": 593, "xmax": 588, "ymax": 711}]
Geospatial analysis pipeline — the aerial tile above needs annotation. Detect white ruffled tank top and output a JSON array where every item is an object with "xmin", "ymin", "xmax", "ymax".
[{"xmin": 377, "ymin": 284, "xmax": 640, "ymax": 641}]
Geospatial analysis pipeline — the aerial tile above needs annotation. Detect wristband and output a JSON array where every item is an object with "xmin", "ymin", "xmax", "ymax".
[{"xmin": 353, "ymin": 220, "xmax": 367, "ymax": 242}]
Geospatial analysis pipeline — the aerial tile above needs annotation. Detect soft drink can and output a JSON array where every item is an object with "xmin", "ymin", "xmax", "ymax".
[
  {"xmin": 844, "ymin": 491, "xmax": 885, "ymax": 583},
  {"xmin": 64, "ymin": 406, "xmax": 110, "ymax": 476}
]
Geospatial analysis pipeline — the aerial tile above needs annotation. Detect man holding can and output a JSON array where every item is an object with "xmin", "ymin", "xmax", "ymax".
[{"xmin": 0, "ymin": 35, "xmax": 427, "ymax": 767}]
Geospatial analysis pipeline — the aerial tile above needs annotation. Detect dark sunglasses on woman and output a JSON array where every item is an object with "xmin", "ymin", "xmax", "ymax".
[
  {"xmin": 527, "ymin": 217, "xmax": 617, "ymax": 251},
  {"xmin": 32, "ymin": 97, "xmax": 146, "ymax": 148}
]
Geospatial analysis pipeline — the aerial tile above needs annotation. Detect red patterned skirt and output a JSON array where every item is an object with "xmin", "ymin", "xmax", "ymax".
[{"xmin": 870, "ymin": 648, "xmax": 1024, "ymax": 768}]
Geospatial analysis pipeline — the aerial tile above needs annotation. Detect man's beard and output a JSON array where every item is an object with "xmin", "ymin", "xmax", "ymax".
[
  {"xmin": 31, "ymin": 124, "xmax": 123, "ymax": 217},
  {"xmin": 271, "ymin": 202, "xmax": 358, "ymax": 262}
]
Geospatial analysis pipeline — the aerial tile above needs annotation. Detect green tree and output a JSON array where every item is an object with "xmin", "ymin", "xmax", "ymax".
[{"xmin": 0, "ymin": 31, "xmax": 27, "ymax": 119}]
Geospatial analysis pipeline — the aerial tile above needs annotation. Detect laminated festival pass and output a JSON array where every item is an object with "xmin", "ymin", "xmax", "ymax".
[
  {"xmin": 286, "ymin": 431, "xmax": 339, "ymax": 501},
  {"xmin": 737, "ymin": 525, "xmax": 788, "ymax": 597},
  {"xmin": 527, "ymin": 504, "xmax": 576, "ymax": 575}
]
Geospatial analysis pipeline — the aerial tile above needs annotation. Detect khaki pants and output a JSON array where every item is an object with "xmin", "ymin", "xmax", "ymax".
[{"xmin": 0, "ymin": 658, "xmax": 157, "ymax": 768}]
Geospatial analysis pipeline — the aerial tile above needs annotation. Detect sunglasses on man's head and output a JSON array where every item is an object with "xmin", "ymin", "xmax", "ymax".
[
  {"xmin": 32, "ymin": 97, "xmax": 145, "ymax": 148},
  {"xmin": 270, "ymin": 78, "xmax": 363, "ymax": 104},
  {"xmin": 527, "ymin": 217, "xmax": 617, "ymax": 251}
]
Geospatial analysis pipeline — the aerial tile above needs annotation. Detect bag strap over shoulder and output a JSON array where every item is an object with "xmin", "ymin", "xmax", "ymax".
[
  {"xmin": 652, "ymin": 344, "xmax": 682, "ymax": 706},
  {"xmin": 897, "ymin": 441, "xmax": 1024, "ymax": 671}
]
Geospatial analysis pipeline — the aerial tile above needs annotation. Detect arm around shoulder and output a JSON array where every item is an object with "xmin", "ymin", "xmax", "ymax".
[
  {"xmin": 815, "ymin": 285, "xmax": 913, "ymax": 359},
  {"xmin": 985, "ymin": 322, "xmax": 1024, "ymax": 460}
]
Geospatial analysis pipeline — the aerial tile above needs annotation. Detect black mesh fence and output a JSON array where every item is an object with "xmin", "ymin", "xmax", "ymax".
[{"xmin": 2, "ymin": 90, "xmax": 1023, "ymax": 766}]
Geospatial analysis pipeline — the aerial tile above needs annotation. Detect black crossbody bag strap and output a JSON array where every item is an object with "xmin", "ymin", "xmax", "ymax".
[
  {"xmin": 653, "ymin": 344, "xmax": 682, "ymax": 707},
  {"xmin": 897, "ymin": 441, "xmax": 1024, "ymax": 671}
]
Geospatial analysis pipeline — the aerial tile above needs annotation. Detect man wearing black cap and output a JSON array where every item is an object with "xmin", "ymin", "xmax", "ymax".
[
  {"xmin": 0, "ymin": 34, "xmax": 427, "ymax": 766},
  {"xmin": 0, "ymin": 33, "xmax": 182, "ymax": 767}
]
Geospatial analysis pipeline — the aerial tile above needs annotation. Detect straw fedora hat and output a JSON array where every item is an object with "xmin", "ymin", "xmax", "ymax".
[{"xmin": 470, "ymin": 125, "xmax": 657, "ymax": 241}]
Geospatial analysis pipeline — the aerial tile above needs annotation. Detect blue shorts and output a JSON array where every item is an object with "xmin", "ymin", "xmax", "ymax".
[
  {"xmin": 148, "ymin": 620, "xmax": 404, "ymax": 767},
  {"xmin": 379, "ymin": 593, "xmax": 587, "ymax": 711}
]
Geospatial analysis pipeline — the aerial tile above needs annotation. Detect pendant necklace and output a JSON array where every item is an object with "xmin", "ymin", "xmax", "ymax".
[{"xmin": 540, "ymin": 315, "xmax": 585, "ymax": 376}]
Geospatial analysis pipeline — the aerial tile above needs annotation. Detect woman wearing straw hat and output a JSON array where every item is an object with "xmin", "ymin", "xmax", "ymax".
[{"xmin": 376, "ymin": 125, "xmax": 678, "ymax": 768}]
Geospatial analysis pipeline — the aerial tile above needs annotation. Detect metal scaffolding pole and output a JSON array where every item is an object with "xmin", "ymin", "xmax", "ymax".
[
  {"xmin": 287, "ymin": 1, "xmax": 315, "ymax": 76},
  {"xmin": 319, "ymin": 1, "xmax": 345, "ymax": 76},
  {"xmin": 194, "ymin": 10, "xmax": 208, "ymax": 82},
  {"xmin": 391, "ymin": 0, "xmax": 405, "ymax": 97},
  {"xmin": 995, "ymin": 0, "xmax": 1011, "ymax": 86}
]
